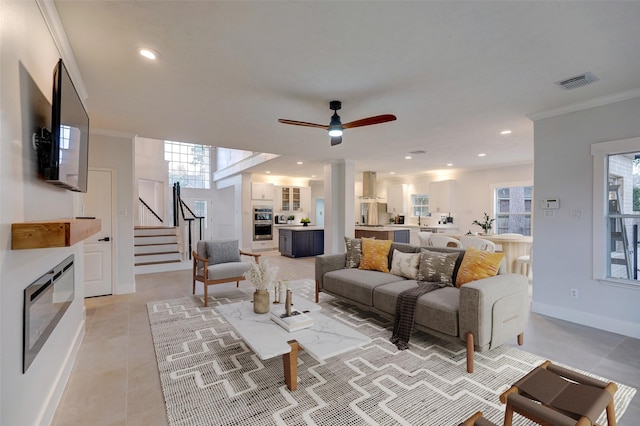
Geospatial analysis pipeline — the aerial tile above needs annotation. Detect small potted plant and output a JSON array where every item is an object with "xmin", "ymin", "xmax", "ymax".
[
  {"xmin": 287, "ymin": 215, "xmax": 295, "ymax": 224},
  {"xmin": 300, "ymin": 217, "xmax": 311, "ymax": 227},
  {"xmin": 472, "ymin": 212, "xmax": 495, "ymax": 235}
]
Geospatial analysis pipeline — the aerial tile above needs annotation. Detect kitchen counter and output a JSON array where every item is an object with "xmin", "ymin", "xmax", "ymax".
[
  {"xmin": 355, "ymin": 226, "xmax": 410, "ymax": 231},
  {"xmin": 354, "ymin": 226, "xmax": 410, "ymax": 243},
  {"xmin": 277, "ymin": 225, "xmax": 323, "ymax": 231}
]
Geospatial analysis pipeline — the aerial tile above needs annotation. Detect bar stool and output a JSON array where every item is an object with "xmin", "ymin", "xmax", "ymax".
[{"xmin": 499, "ymin": 360, "xmax": 617, "ymax": 426}]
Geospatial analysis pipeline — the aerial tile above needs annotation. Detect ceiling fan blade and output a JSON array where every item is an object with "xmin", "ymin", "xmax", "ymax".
[
  {"xmin": 330, "ymin": 135, "xmax": 342, "ymax": 146},
  {"xmin": 342, "ymin": 114, "xmax": 397, "ymax": 129},
  {"xmin": 278, "ymin": 119, "xmax": 328, "ymax": 130}
]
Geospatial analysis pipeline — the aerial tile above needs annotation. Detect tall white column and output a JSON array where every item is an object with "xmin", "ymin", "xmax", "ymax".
[{"xmin": 323, "ymin": 159, "xmax": 355, "ymax": 254}]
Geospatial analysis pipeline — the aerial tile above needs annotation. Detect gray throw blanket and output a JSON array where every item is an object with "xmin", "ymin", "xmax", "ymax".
[{"xmin": 390, "ymin": 281, "xmax": 448, "ymax": 350}]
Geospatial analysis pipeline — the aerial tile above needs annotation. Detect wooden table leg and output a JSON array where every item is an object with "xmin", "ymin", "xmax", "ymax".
[{"xmin": 283, "ymin": 340, "xmax": 299, "ymax": 391}]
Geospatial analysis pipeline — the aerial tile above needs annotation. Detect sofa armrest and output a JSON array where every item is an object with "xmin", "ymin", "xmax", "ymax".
[
  {"xmin": 459, "ymin": 273, "xmax": 529, "ymax": 350},
  {"xmin": 315, "ymin": 253, "xmax": 347, "ymax": 291}
]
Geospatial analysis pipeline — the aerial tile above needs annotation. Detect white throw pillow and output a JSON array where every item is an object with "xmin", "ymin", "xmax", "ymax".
[{"xmin": 390, "ymin": 249, "xmax": 420, "ymax": 279}]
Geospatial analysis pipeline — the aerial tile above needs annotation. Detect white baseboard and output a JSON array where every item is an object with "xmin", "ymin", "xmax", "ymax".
[
  {"xmin": 117, "ymin": 281, "xmax": 136, "ymax": 294},
  {"xmin": 532, "ymin": 301, "xmax": 640, "ymax": 339},
  {"xmin": 135, "ymin": 260, "xmax": 191, "ymax": 275},
  {"xmin": 38, "ymin": 316, "xmax": 85, "ymax": 426}
]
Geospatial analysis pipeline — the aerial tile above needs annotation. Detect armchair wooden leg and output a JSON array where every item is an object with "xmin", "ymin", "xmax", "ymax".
[
  {"xmin": 315, "ymin": 280, "xmax": 320, "ymax": 303},
  {"xmin": 204, "ymin": 285, "xmax": 209, "ymax": 307},
  {"xmin": 192, "ymin": 279, "xmax": 196, "ymax": 295},
  {"xmin": 517, "ymin": 333, "xmax": 524, "ymax": 346},
  {"xmin": 466, "ymin": 332, "xmax": 474, "ymax": 373},
  {"xmin": 236, "ymin": 280, "xmax": 240, "ymax": 288}
]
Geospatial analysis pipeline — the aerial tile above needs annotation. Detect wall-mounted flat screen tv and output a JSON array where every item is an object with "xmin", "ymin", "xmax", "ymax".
[{"xmin": 39, "ymin": 59, "xmax": 90, "ymax": 193}]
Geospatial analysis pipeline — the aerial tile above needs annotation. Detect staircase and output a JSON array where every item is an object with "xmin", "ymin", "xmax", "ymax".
[{"xmin": 134, "ymin": 226, "xmax": 188, "ymax": 274}]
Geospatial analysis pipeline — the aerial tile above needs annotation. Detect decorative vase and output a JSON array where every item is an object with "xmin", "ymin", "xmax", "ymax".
[
  {"xmin": 302, "ymin": 222, "xmax": 308, "ymax": 227},
  {"xmin": 253, "ymin": 289, "xmax": 270, "ymax": 314}
]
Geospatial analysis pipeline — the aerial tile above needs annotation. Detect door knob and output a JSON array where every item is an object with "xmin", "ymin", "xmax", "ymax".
[{"xmin": 98, "ymin": 237, "xmax": 110, "ymax": 242}]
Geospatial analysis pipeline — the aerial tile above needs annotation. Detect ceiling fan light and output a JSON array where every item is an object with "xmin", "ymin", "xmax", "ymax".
[{"xmin": 328, "ymin": 112, "xmax": 343, "ymax": 137}]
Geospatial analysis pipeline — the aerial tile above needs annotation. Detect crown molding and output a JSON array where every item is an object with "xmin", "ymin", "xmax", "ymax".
[
  {"xmin": 36, "ymin": 0, "xmax": 89, "ymax": 104},
  {"xmin": 90, "ymin": 128, "xmax": 137, "ymax": 140},
  {"xmin": 528, "ymin": 88, "xmax": 640, "ymax": 121}
]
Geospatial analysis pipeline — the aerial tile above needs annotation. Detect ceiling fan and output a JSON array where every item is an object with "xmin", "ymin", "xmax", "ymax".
[{"xmin": 278, "ymin": 100, "xmax": 397, "ymax": 146}]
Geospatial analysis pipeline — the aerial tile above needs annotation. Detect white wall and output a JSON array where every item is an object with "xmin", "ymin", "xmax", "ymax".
[
  {"xmin": 134, "ymin": 136, "xmax": 169, "ymax": 224},
  {"xmin": 89, "ymin": 133, "xmax": 136, "ymax": 294},
  {"xmin": 378, "ymin": 164, "xmax": 534, "ymax": 231},
  {"xmin": 1, "ymin": 2, "xmax": 86, "ymax": 424},
  {"xmin": 533, "ymin": 96, "xmax": 640, "ymax": 338}
]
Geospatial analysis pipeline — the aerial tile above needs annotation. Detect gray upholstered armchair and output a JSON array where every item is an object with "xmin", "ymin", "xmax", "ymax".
[{"xmin": 192, "ymin": 239, "xmax": 260, "ymax": 307}]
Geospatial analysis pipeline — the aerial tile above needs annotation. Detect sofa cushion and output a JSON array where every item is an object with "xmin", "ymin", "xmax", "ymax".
[
  {"xmin": 390, "ymin": 249, "xmax": 420, "ymax": 279},
  {"xmin": 202, "ymin": 262, "xmax": 251, "ymax": 280},
  {"xmin": 416, "ymin": 249, "xmax": 460, "ymax": 285},
  {"xmin": 344, "ymin": 237, "xmax": 363, "ymax": 268},
  {"xmin": 324, "ymin": 268, "xmax": 405, "ymax": 306},
  {"xmin": 359, "ymin": 238, "xmax": 393, "ymax": 273},
  {"xmin": 455, "ymin": 248, "xmax": 505, "ymax": 287},
  {"xmin": 373, "ymin": 281, "xmax": 460, "ymax": 337},
  {"xmin": 414, "ymin": 287, "xmax": 460, "ymax": 336}
]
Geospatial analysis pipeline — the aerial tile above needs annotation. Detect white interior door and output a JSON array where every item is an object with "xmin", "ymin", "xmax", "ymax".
[{"xmin": 83, "ymin": 169, "xmax": 113, "ymax": 297}]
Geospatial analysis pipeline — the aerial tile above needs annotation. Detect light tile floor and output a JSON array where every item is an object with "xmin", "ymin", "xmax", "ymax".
[{"xmin": 52, "ymin": 251, "xmax": 639, "ymax": 425}]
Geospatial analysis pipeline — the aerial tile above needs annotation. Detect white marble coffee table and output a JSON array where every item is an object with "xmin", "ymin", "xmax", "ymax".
[{"xmin": 215, "ymin": 298, "xmax": 370, "ymax": 391}]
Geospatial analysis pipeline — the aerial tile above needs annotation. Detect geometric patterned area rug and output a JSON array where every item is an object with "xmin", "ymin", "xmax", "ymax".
[{"xmin": 147, "ymin": 279, "xmax": 636, "ymax": 426}]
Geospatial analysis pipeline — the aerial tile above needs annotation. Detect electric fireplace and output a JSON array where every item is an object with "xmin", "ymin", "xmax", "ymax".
[{"xmin": 23, "ymin": 255, "xmax": 75, "ymax": 372}]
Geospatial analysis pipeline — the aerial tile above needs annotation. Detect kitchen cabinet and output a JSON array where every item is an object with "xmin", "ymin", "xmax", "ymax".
[
  {"xmin": 276, "ymin": 186, "xmax": 311, "ymax": 212},
  {"xmin": 429, "ymin": 180, "xmax": 456, "ymax": 213},
  {"xmin": 251, "ymin": 182, "xmax": 274, "ymax": 200},
  {"xmin": 278, "ymin": 227, "xmax": 324, "ymax": 258},
  {"xmin": 386, "ymin": 184, "xmax": 408, "ymax": 214}
]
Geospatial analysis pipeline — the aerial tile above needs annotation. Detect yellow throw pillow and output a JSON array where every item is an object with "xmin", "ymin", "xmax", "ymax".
[
  {"xmin": 455, "ymin": 247, "xmax": 505, "ymax": 287},
  {"xmin": 359, "ymin": 238, "xmax": 393, "ymax": 272}
]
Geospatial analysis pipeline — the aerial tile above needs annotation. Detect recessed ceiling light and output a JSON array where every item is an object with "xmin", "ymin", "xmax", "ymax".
[
  {"xmin": 500, "ymin": 130, "xmax": 512, "ymax": 135},
  {"xmin": 389, "ymin": 172, "xmax": 396, "ymax": 175},
  {"xmin": 297, "ymin": 161, "xmax": 303, "ymax": 165},
  {"xmin": 405, "ymin": 156, "xmax": 412, "ymax": 160},
  {"xmin": 478, "ymin": 153, "xmax": 486, "ymax": 157},
  {"xmin": 139, "ymin": 48, "xmax": 157, "ymax": 60},
  {"xmin": 446, "ymin": 163, "xmax": 453, "ymax": 167},
  {"xmin": 311, "ymin": 175, "xmax": 316, "ymax": 178},
  {"xmin": 265, "ymin": 171, "xmax": 271, "ymax": 174}
]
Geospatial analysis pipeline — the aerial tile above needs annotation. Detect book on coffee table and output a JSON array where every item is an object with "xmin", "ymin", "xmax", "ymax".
[{"xmin": 270, "ymin": 309, "xmax": 314, "ymax": 332}]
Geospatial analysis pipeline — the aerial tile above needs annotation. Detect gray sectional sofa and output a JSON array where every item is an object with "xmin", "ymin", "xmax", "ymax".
[{"xmin": 315, "ymin": 242, "xmax": 530, "ymax": 373}]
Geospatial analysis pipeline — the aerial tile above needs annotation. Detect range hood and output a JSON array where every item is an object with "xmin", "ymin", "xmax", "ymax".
[{"xmin": 360, "ymin": 171, "xmax": 385, "ymax": 201}]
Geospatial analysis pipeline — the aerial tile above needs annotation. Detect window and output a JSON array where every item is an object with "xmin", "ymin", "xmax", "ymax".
[
  {"xmin": 164, "ymin": 140, "xmax": 211, "ymax": 189},
  {"xmin": 411, "ymin": 194, "xmax": 429, "ymax": 217},
  {"xmin": 591, "ymin": 136, "xmax": 640, "ymax": 287},
  {"xmin": 494, "ymin": 185, "xmax": 532, "ymax": 235},
  {"xmin": 606, "ymin": 152, "xmax": 640, "ymax": 281}
]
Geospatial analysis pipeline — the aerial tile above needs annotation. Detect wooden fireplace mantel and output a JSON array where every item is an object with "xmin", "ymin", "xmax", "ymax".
[{"xmin": 11, "ymin": 218, "xmax": 101, "ymax": 250}]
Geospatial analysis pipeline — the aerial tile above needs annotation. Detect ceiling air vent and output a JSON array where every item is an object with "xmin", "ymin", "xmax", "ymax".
[{"xmin": 555, "ymin": 72, "xmax": 599, "ymax": 91}]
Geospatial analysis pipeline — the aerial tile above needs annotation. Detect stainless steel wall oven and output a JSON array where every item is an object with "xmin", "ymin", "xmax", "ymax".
[{"xmin": 253, "ymin": 206, "xmax": 273, "ymax": 241}]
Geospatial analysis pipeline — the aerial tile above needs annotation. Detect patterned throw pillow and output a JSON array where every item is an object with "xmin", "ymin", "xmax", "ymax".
[
  {"xmin": 417, "ymin": 249, "xmax": 460, "ymax": 284},
  {"xmin": 344, "ymin": 237, "xmax": 363, "ymax": 268},
  {"xmin": 359, "ymin": 238, "xmax": 393, "ymax": 272},
  {"xmin": 390, "ymin": 249, "xmax": 420, "ymax": 279},
  {"xmin": 455, "ymin": 247, "xmax": 505, "ymax": 287}
]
